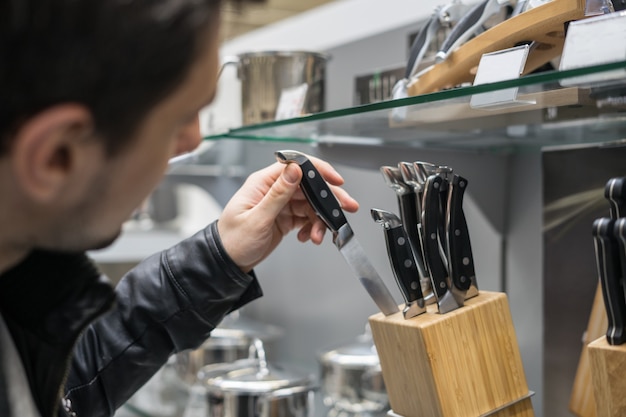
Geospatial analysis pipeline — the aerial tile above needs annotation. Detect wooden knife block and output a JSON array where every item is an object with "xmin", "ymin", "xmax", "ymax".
[
  {"xmin": 570, "ymin": 284, "xmax": 607, "ymax": 417},
  {"xmin": 588, "ymin": 336, "xmax": 626, "ymax": 417},
  {"xmin": 368, "ymin": 291, "xmax": 533, "ymax": 417}
]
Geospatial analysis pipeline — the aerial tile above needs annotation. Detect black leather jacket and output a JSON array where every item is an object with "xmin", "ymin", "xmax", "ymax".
[{"xmin": 0, "ymin": 221, "xmax": 262, "ymax": 417}]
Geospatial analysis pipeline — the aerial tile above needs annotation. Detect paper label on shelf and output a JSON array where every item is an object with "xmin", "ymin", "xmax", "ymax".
[
  {"xmin": 470, "ymin": 45, "xmax": 536, "ymax": 109},
  {"xmin": 559, "ymin": 11, "xmax": 626, "ymax": 87},
  {"xmin": 274, "ymin": 83, "xmax": 308, "ymax": 121}
]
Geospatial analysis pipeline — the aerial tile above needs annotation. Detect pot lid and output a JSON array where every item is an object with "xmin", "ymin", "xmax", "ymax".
[
  {"xmin": 202, "ymin": 313, "xmax": 284, "ymax": 347},
  {"xmin": 235, "ymin": 50, "xmax": 330, "ymax": 61},
  {"xmin": 318, "ymin": 332, "xmax": 380, "ymax": 368},
  {"xmin": 199, "ymin": 358, "xmax": 315, "ymax": 394}
]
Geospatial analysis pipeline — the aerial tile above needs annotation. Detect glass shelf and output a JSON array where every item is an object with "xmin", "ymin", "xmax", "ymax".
[{"xmin": 205, "ymin": 60, "xmax": 626, "ymax": 154}]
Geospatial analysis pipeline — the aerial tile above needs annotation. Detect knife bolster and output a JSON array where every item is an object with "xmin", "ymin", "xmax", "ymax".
[
  {"xmin": 369, "ymin": 290, "xmax": 533, "ymax": 417},
  {"xmin": 588, "ymin": 336, "xmax": 626, "ymax": 417}
]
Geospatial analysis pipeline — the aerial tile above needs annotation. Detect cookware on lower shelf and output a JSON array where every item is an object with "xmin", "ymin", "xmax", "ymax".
[
  {"xmin": 317, "ymin": 327, "xmax": 389, "ymax": 417},
  {"xmin": 194, "ymin": 339, "xmax": 318, "ymax": 417}
]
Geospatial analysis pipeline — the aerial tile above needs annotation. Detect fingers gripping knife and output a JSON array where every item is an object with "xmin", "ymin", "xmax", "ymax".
[{"xmin": 275, "ymin": 150, "xmax": 399, "ymax": 316}]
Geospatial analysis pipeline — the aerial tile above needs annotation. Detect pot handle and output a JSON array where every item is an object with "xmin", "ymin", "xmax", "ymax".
[
  {"xmin": 248, "ymin": 338, "xmax": 270, "ymax": 376},
  {"xmin": 218, "ymin": 55, "xmax": 240, "ymax": 79}
]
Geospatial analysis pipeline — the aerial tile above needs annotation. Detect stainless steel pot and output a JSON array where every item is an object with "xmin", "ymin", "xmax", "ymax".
[
  {"xmin": 222, "ymin": 50, "xmax": 329, "ymax": 125},
  {"xmin": 317, "ymin": 328, "xmax": 388, "ymax": 416},
  {"xmin": 175, "ymin": 313, "xmax": 283, "ymax": 384},
  {"xmin": 197, "ymin": 339, "xmax": 317, "ymax": 417}
]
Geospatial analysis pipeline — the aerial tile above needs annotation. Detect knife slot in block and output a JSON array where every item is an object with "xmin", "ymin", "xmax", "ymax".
[
  {"xmin": 587, "ymin": 336, "xmax": 626, "ymax": 417},
  {"xmin": 368, "ymin": 291, "xmax": 534, "ymax": 417}
]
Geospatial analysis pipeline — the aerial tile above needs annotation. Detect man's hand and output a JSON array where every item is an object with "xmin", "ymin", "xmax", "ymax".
[{"xmin": 217, "ymin": 154, "xmax": 359, "ymax": 272}]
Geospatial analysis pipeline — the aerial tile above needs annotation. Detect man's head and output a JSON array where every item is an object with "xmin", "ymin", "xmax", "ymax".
[
  {"xmin": 0, "ymin": 0, "xmax": 231, "ymax": 268},
  {"xmin": 1, "ymin": 0, "xmax": 224, "ymax": 156}
]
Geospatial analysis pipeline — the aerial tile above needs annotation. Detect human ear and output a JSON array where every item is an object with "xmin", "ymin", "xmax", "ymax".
[{"xmin": 11, "ymin": 104, "xmax": 95, "ymax": 203}]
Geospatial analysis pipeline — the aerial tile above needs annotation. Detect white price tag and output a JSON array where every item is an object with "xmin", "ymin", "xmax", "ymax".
[
  {"xmin": 274, "ymin": 83, "xmax": 309, "ymax": 121},
  {"xmin": 559, "ymin": 11, "xmax": 626, "ymax": 87},
  {"xmin": 470, "ymin": 44, "xmax": 535, "ymax": 109}
]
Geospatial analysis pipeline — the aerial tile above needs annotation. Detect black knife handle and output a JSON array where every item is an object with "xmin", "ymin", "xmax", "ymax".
[
  {"xmin": 275, "ymin": 150, "xmax": 347, "ymax": 233},
  {"xmin": 422, "ymin": 175, "xmax": 449, "ymax": 298},
  {"xmin": 593, "ymin": 217, "xmax": 626, "ymax": 345},
  {"xmin": 398, "ymin": 193, "xmax": 428, "ymax": 277},
  {"xmin": 438, "ymin": 0, "xmax": 489, "ymax": 57},
  {"xmin": 405, "ymin": 15, "xmax": 436, "ymax": 79},
  {"xmin": 614, "ymin": 217, "xmax": 626, "ymax": 318},
  {"xmin": 385, "ymin": 225, "xmax": 424, "ymax": 303},
  {"xmin": 605, "ymin": 177, "xmax": 626, "ymax": 220},
  {"xmin": 447, "ymin": 175, "xmax": 474, "ymax": 292}
]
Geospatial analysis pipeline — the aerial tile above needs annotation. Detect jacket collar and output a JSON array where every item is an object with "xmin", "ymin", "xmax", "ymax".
[{"xmin": 0, "ymin": 249, "xmax": 116, "ymax": 417}]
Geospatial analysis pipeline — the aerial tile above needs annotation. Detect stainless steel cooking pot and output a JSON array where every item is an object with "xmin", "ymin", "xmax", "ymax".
[
  {"xmin": 222, "ymin": 50, "xmax": 329, "ymax": 125},
  {"xmin": 317, "ymin": 328, "xmax": 388, "ymax": 416},
  {"xmin": 175, "ymin": 313, "xmax": 283, "ymax": 384},
  {"xmin": 197, "ymin": 339, "xmax": 317, "ymax": 417}
]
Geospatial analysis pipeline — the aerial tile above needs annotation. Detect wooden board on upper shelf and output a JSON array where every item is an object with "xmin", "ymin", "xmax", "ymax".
[
  {"xmin": 407, "ymin": 0, "xmax": 587, "ymax": 97},
  {"xmin": 389, "ymin": 87, "xmax": 596, "ymax": 130}
]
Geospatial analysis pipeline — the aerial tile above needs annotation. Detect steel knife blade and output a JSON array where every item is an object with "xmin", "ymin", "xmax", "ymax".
[
  {"xmin": 275, "ymin": 150, "xmax": 399, "ymax": 316},
  {"xmin": 371, "ymin": 208, "xmax": 427, "ymax": 319},
  {"xmin": 593, "ymin": 217, "xmax": 626, "ymax": 345},
  {"xmin": 422, "ymin": 174, "xmax": 461, "ymax": 314},
  {"xmin": 446, "ymin": 174, "xmax": 479, "ymax": 301}
]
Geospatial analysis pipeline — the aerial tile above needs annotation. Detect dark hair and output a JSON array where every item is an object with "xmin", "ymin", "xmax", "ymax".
[{"xmin": 0, "ymin": 0, "xmax": 222, "ymax": 156}]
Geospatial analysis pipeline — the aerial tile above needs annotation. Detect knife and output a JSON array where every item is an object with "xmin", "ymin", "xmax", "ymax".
[
  {"xmin": 275, "ymin": 150, "xmax": 399, "ymax": 316},
  {"xmin": 436, "ymin": 0, "xmax": 511, "ymax": 63},
  {"xmin": 398, "ymin": 163, "xmax": 429, "ymax": 268},
  {"xmin": 593, "ymin": 217, "xmax": 626, "ymax": 345},
  {"xmin": 392, "ymin": 1, "xmax": 469, "ymax": 103},
  {"xmin": 446, "ymin": 174, "xmax": 479, "ymax": 300},
  {"xmin": 614, "ymin": 217, "xmax": 626, "ymax": 318},
  {"xmin": 381, "ymin": 165, "xmax": 429, "ymax": 281},
  {"xmin": 605, "ymin": 177, "xmax": 626, "ymax": 220},
  {"xmin": 371, "ymin": 208, "xmax": 427, "ymax": 319},
  {"xmin": 422, "ymin": 174, "xmax": 462, "ymax": 313}
]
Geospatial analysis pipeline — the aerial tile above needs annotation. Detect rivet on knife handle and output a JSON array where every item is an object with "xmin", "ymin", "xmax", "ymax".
[{"xmin": 275, "ymin": 150, "xmax": 399, "ymax": 316}]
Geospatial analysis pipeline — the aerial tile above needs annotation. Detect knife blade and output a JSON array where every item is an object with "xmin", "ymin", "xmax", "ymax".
[
  {"xmin": 422, "ymin": 174, "xmax": 462, "ymax": 313},
  {"xmin": 593, "ymin": 217, "xmax": 626, "ymax": 345},
  {"xmin": 436, "ymin": 0, "xmax": 510, "ymax": 63},
  {"xmin": 446, "ymin": 174, "xmax": 479, "ymax": 300},
  {"xmin": 605, "ymin": 177, "xmax": 626, "ymax": 220},
  {"xmin": 371, "ymin": 208, "xmax": 427, "ymax": 319},
  {"xmin": 275, "ymin": 150, "xmax": 399, "ymax": 316}
]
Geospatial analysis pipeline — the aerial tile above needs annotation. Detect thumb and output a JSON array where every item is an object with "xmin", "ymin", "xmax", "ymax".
[{"xmin": 256, "ymin": 163, "xmax": 302, "ymax": 218}]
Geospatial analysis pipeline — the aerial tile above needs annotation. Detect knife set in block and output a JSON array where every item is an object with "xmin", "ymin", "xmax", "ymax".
[
  {"xmin": 585, "ymin": 177, "xmax": 626, "ymax": 417},
  {"xmin": 404, "ymin": 0, "xmax": 587, "ymax": 97},
  {"xmin": 369, "ymin": 291, "xmax": 534, "ymax": 417}
]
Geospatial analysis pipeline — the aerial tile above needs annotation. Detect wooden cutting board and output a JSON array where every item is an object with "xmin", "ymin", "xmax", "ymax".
[{"xmin": 407, "ymin": 0, "xmax": 587, "ymax": 97}]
